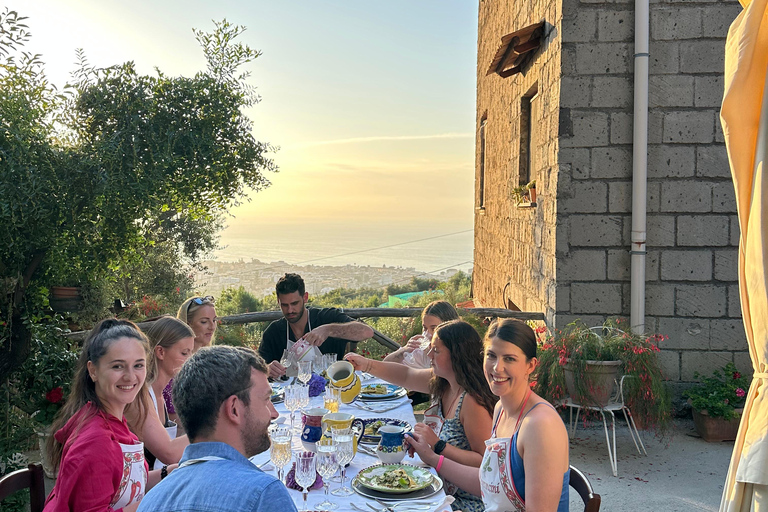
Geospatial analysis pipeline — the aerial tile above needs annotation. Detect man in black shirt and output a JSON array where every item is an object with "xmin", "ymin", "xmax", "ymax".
[{"xmin": 259, "ymin": 273, "xmax": 374, "ymax": 380}]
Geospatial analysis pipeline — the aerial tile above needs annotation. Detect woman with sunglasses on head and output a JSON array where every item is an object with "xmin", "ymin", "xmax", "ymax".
[
  {"xmin": 405, "ymin": 319, "xmax": 570, "ymax": 512},
  {"xmin": 383, "ymin": 300, "xmax": 459, "ymax": 368},
  {"xmin": 345, "ymin": 320, "xmax": 496, "ymax": 512},
  {"xmin": 44, "ymin": 319, "xmax": 176, "ymax": 512},
  {"xmin": 125, "ymin": 316, "xmax": 192, "ymax": 471}
]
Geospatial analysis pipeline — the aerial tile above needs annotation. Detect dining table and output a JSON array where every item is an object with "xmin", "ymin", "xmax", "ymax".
[{"xmin": 250, "ymin": 374, "xmax": 454, "ymax": 512}]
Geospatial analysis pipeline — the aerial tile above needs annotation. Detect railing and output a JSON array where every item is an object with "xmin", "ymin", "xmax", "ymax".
[{"xmin": 67, "ymin": 307, "xmax": 547, "ymax": 349}]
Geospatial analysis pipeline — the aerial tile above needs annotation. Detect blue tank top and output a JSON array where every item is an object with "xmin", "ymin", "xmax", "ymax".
[{"xmin": 492, "ymin": 402, "xmax": 570, "ymax": 511}]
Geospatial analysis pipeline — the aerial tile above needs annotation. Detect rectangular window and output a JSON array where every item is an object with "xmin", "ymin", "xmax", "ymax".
[
  {"xmin": 519, "ymin": 84, "xmax": 539, "ymax": 186},
  {"xmin": 478, "ymin": 116, "xmax": 487, "ymax": 209}
]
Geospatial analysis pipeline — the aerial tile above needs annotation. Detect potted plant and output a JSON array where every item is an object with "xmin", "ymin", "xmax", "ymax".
[
  {"xmin": 512, "ymin": 180, "xmax": 537, "ymax": 206},
  {"xmin": 684, "ymin": 362, "xmax": 750, "ymax": 442},
  {"xmin": 534, "ymin": 318, "xmax": 671, "ymax": 433}
]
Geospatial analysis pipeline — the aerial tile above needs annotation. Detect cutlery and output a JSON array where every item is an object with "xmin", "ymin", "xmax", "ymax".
[{"xmin": 374, "ymin": 499, "xmax": 396, "ymax": 512}]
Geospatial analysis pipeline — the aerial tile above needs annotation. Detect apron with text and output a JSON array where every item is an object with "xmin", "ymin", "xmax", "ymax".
[{"xmin": 285, "ymin": 310, "xmax": 321, "ymax": 375}]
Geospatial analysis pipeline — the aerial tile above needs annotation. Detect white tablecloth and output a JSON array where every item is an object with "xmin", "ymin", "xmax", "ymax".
[{"xmin": 252, "ymin": 376, "xmax": 451, "ymax": 512}]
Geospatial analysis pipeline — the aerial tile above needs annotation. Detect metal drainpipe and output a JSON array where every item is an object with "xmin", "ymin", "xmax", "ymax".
[{"xmin": 630, "ymin": 0, "xmax": 650, "ymax": 334}]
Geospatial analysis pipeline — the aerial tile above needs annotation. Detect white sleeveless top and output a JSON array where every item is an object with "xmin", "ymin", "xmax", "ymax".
[{"xmin": 149, "ymin": 386, "xmax": 178, "ymax": 470}]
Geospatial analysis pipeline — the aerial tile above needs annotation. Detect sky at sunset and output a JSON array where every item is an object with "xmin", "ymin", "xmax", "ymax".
[{"xmin": 7, "ymin": 1, "xmax": 479, "ymax": 265}]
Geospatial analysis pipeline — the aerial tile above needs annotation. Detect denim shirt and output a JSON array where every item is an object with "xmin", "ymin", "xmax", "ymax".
[{"xmin": 138, "ymin": 442, "xmax": 297, "ymax": 512}]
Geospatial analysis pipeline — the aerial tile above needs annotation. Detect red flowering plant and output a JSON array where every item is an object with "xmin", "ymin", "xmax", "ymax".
[
  {"xmin": 684, "ymin": 362, "xmax": 751, "ymax": 420},
  {"xmin": 12, "ymin": 324, "xmax": 78, "ymax": 430},
  {"xmin": 534, "ymin": 318, "xmax": 671, "ymax": 433}
]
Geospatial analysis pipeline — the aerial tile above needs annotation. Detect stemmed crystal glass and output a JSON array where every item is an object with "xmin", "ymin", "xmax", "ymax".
[
  {"xmin": 298, "ymin": 360, "xmax": 313, "ymax": 385},
  {"xmin": 315, "ymin": 437, "xmax": 339, "ymax": 510},
  {"xmin": 269, "ymin": 426, "xmax": 292, "ymax": 483},
  {"xmin": 295, "ymin": 451, "xmax": 317, "ymax": 512},
  {"xmin": 330, "ymin": 426, "xmax": 355, "ymax": 497},
  {"xmin": 297, "ymin": 383, "xmax": 310, "ymax": 411},
  {"xmin": 284, "ymin": 385, "xmax": 300, "ymax": 432},
  {"xmin": 280, "ymin": 349, "xmax": 296, "ymax": 374}
]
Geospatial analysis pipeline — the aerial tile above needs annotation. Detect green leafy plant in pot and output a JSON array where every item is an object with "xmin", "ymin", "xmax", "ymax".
[
  {"xmin": 534, "ymin": 318, "xmax": 671, "ymax": 433},
  {"xmin": 684, "ymin": 362, "xmax": 750, "ymax": 442}
]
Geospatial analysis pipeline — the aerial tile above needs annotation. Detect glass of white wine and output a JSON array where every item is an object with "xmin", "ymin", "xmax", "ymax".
[
  {"xmin": 298, "ymin": 360, "xmax": 313, "ymax": 385},
  {"xmin": 269, "ymin": 426, "xmax": 292, "ymax": 483},
  {"xmin": 315, "ymin": 437, "xmax": 338, "ymax": 510},
  {"xmin": 294, "ymin": 451, "xmax": 317, "ymax": 512},
  {"xmin": 330, "ymin": 426, "xmax": 355, "ymax": 497}
]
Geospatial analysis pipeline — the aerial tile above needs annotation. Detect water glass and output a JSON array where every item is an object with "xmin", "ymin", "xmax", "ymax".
[
  {"xmin": 298, "ymin": 360, "xmax": 313, "ymax": 385},
  {"xmin": 323, "ymin": 387, "xmax": 340, "ymax": 414},
  {"xmin": 330, "ymin": 427, "xmax": 355, "ymax": 497},
  {"xmin": 294, "ymin": 451, "xmax": 317, "ymax": 512},
  {"xmin": 284, "ymin": 385, "xmax": 300, "ymax": 431},
  {"xmin": 315, "ymin": 437, "xmax": 338, "ymax": 510},
  {"xmin": 269, "ymin": 426, "xmax": 292, "ymax": 483},
  {"xmin": 280, "ymin": 349, "xmax": 296, "ymax": 370},
  {"xmin": 297, "ymin": 384, "xmax": 310, "ymax": 410}
]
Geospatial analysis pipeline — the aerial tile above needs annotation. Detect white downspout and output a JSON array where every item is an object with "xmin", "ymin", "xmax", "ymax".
[{"xmin": 630, "ymin": 0, "xmax": 650, "ymax": 334}]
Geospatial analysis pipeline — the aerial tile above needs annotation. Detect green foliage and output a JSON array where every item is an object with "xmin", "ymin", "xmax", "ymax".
[
  {"xmin": 217, "ymin": 286, "xmax": 263, "ymax": 315},
  {"xmin": 684, "ymin": 362, "xmax": 750, "ymax": 420},
  {"xmin": 215, "ymin": 286, "xmax": 266, "ymax": 348},
  {"xmin": 535, "ymin": 318, "xmax": 671, "ymax": 434}
]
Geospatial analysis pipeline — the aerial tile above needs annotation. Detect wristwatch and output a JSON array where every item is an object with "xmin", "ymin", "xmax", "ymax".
[
  {"xmin": 161, "ymin": 465, "xmax": 168, "ymax": 480},
  {"xmin": 433, "ymin": 440, "xmax": 447, "ymax": 455}
]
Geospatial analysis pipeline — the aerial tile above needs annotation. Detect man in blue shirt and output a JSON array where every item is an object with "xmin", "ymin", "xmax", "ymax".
[{"xmin": 138, "ymin": 346, "xmax": 297, "ymax": 512}]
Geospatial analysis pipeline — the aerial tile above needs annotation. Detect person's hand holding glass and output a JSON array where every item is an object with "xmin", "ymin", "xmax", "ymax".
[
  {"xmin": 294, "ymin": 451, "xmax": 317, "ymax": 512},
  {"xmin": 269, "ymin": 426, "xmax": 292, "ymax": 483},
  {"xmin": 315, "ymin": 437, "xmax": 338, "ymax": 510},
  {"xmin": 330, "ymin": 426, "xmax": 354, "ymax": 497}
]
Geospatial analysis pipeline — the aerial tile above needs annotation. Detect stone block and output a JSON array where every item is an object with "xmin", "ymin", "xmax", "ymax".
[
  {"xmin": 561, "ymin": 76, "xmax": 592, "ymax": 108},
  {"xmin": 607, "ymin": 249, "xmax": 630, "ymax": 280},
  {"xmin": 647, "ymin": 249, "xmax": 661, "ymax": 279},
  {"xmin": 660, "ymin": 181, "xmax": 712, "ymax": 212},
  {"xmin": 553, "ymin": 314, "xmax": 606, "ymax": 328},
  {"xmin": 697, "ymin": 145, "xmax": 730, "ymax": 178},
  {"xmin": 556, "ymin": 284, "xmax": 571, "ymax": 311},
  {"xmin": 658, "ymin": 317, "xmax": 710, "ymax": 350},
  {"xmin": 676, "ymin": 215, "xmax": 730, "ymax": 246},
  {"xmin": 592, "ymin": 77, "xmax": 633, "ymax": 108},
  {"xmin": 651, "ymin": 7, "xmax": 702, "ymax": 40},
  {"xmin": 702, "ymin": 4, "xmax": 744, "ymax": 37},
  {"xmin": 710, "ymin": 319, "xmax": 748, "ymax": 350},
  {"xmin": 695, "ymin": 76, "xmax": 725, "ymax": 108},
  {"xmin": 681, "ymin": 41, "xmax": 726, "ymax": 73},
  {"xmin": 648, "ymin": 182, "xmax": 662, "ymax": 213},
  {"xmin": 558, "ymin": 250, "xmax": 607, "ymax": 281},
  {"xmin": 658, "ymin": 350, "xmax": 681, "ymax": 381},
  {"xmin": 648, "ymin": 144, "xmax": 695, "ymax": 178},
  {"xmin": 647, "ymin": 215, "xmax": 676, "ymax": 247},
  {"xmin": 649, "ymin": 75, "xmax": 695, "ymax": 108},
  {"xmin": 675, "ymin": 284, "xmax": 727, "ymax": 317},
  {"xmin": 731, "ymin": 215, "xmax": 740, "ymax": 246},
  {"xmin": 733, "ymin": 352, "xmax": 752, "ymax": 376},
  {"xmin": 598, "ymin": 10, "xmax": 634, "ymax": 41},
  {"xmin": 714, "ymin": 249, "xmax": 738, "ymax": 282},
  {"xmin": 681, "ymin": 351, "xmax": 733, "ymax": 382},
  {"xmin": 728, "ymin": 284, "xmax": 742, "ymax": 318},
  {"xmin": 611, "ymin": 111, "xmax": 663, "ymax": 144},
  {"xmin": 575, "ymin": 43, "xmax": 632, "ymax": 74},
  {"xmin": 661, "ymin": 250, "xmax": 713, "ymax": 281},
  {"xmin": 663, "ymin": 111, "xmax": 715, "ymax": 144},
  {"xmin": 649, "ymin": 41, "xmax": 680, "ymax": 74},
  {"xmin": 562, "ymin": 11, "xmax": 598, "ymax": 42},
  {"xmin": 591, "ymin": 147, "xmax": 632, "ymax": 178},
  {"xmin": 646, "ymin": 284, "xmax": 676, "ymax": 316},
  {"xmin": 608, "ymin": 181, "xmax": 631, "ymax": 213},
  {"xmin": 560, "ymin": 148, "xmax": 591, "ymax": 179},
  {"xmin": 561, "ymin": 110, "xmax": 610, "ymax": 148},
  {"xmin": 571, "ymin": 282, "xmax": 623, "ymax": 314},
  {"xmin": 713, "ymin": 182, "xmax": 736, "ymax": 213},
  {"xmin": 569, "ymin": 215, "xmax": 624, "ymax": 246},
  {"xmin": 715, "ymin": 116, "xmax": 725, "ymax": 143},
  {"xmin": 560, "ymin": 181, "xmax": 608, "ymax": 213}
]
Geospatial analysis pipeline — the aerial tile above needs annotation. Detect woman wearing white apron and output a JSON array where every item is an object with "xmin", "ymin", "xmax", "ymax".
[
  {"xmin": 45, "ymin": 319, "xmax": 175, "ymax": 511},
  {"xmin": 126, "ymin": 316, "xmax": 193, "ymax": 469},
  {"xmin": 407, "ymin": 319, "xmax": 570, "ymax": 512}
]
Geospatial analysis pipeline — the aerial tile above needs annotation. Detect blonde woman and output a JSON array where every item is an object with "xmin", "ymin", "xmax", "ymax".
[
  {"xmin": 177, "ymin": 296, "xmax": 218, "ymax": 352},
  {"xmin": 384, "ymin": 300, "xmax": 459, "ymax": 367}
]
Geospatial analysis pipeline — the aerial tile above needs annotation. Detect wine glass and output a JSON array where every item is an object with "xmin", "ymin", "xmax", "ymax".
[
  {"xmin": 297, "ymin": 383, "xmax": 310, "ymax": 411},
  {"xmin": 284, "ymin": 385, "xmax": 300, "ymax": 432},
  {"xmin": 330, "ymin": 427, "xmax": 354, "ymax": 497},
  {"xmin": 298, "ymin": 360, "xmax": 313, "ymax": 385},
  {"xmin": 315, "ymin": 437, "xmax": 338, "ymax": 510},
  {"xmin": 294, "ymin": 451, "xmax": 317, "ymax": 512},
  {"xmin": 280, "ymin": 349, "xmax": 295, "ymax": 373},
  {"xmin": 269, "ymin": 426, "xmax": 292, "ymax": 483}
]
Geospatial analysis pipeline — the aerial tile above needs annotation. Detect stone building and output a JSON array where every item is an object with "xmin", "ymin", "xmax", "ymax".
[{"xmin": 471, "ymin": 0, "xmax": 747, "ymax": 388}]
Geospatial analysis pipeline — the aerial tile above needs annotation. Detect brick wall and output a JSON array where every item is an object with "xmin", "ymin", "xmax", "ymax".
[{"xmin": 474, "ymin": 0, "xmax": 749, "ymax": 388}]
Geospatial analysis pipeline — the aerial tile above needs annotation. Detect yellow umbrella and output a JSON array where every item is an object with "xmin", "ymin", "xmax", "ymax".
[{"xmin": 720, "ymin": 0, "xmax": 768, "ymax": 510}]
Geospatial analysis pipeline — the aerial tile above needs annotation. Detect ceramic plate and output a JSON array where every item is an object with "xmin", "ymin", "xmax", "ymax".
[
  {"xmin": 360, "ymin": 384, "xmax": 402, "ymax": 399},
  {"xmin": 360, "ymin": 418, "xmax": 413, "ymax": 444},
  {"xmin": 352, "ymin": 468, "xmax": 443, "ymax": 501},
  {"xmin": 270, "ymin": 383, "xmax": 285, "ymax": 403},
  {"xmin": 355, "ymin": 464, "xmax": 434, "ymax": 494}
]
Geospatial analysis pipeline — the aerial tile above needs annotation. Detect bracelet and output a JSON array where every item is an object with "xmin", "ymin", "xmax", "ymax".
[
  {"xmin": 161, "ymin": 465, "xmax": 168, "ymax": 480},
  {"xmin": 436, "ymin": 455, "xmax": 444, "ymax": 472}
]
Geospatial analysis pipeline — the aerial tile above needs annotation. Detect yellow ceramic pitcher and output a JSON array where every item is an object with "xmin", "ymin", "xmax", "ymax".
[
  {"xmin": 321, "ymin": 412, "xmax": 364, "ymax": 455},
  {"xmin": 327, "ymin": 361, "xmax": 361, "ymax": 404}
]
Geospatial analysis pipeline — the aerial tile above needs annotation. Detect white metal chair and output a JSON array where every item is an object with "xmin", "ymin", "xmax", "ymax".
[{"xmin": 563, "ymin": 374, "xmax": 647, "ymax": 476}]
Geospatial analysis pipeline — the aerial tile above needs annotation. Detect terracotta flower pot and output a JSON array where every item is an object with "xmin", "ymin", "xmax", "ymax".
[
  {"xmin": 563, "ymin": 359, "xmax": 622, "ymax": 407},
  {"xmin": 692, "ymin": 408, "xmax": 742, "ymax": 442}
]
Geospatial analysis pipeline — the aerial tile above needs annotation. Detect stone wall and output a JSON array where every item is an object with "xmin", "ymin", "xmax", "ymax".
[
  {"xmin": 473, "ymin": 0, "xmax": 563, "ymax": 319},
  {"xmin": 474, "ymin": 0, "xmax": 749, "ymax": 387}
]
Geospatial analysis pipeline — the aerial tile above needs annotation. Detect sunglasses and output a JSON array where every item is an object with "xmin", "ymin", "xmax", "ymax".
[{"xmin": 187, "ymin": 295, "xmax": 215, "ymax": 314}]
